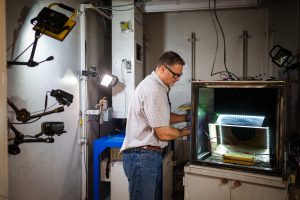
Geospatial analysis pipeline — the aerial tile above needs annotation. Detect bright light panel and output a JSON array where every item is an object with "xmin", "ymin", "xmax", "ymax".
[{"xmin": 100, "ymin": 74, "xmax": 113, "ymax": 87}]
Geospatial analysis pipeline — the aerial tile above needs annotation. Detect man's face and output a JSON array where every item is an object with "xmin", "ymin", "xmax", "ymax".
[{"xmin": 161, "ymin": 64, "xmax": 183, "ymax": 87}]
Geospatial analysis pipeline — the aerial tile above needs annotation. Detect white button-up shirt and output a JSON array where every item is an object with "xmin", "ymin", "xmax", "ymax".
[{"xmin": 120, "ymin": 71, "xmax": 170, "ymax": 151}]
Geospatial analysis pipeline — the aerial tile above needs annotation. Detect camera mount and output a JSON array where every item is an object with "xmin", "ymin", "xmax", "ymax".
[
  {"xmin": 7, "ymin": 98, "xmax": 64, "ymax": 123},
  {"xmin": 7, "ymin": 31, "xmax": 54, "ymax": 68},
  {"xmin": 8, "ymin": 122, "xmax": 65, "ymax": 155},
  {"xmin": 50, "ymin": 89, "xmax": 73, "ymax": 106},
  {"xmin": 7, "ymin": 89, "xmax": 73, "ymax": 154}
]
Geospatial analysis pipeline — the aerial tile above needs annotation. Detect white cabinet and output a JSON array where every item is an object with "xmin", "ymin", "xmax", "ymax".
[
  {"xmin": 184, "ymin": 165, "xmax": 288, "ymax": 200},
  {"xmin": 111, "ymin": 161, "xmax": 129, "ymax": 200},
  {"xmin": 184, "ymin": 172, "xmax": 231, "ymax": 200}
]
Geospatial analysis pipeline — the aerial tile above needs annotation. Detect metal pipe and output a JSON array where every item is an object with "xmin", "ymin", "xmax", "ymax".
[
  {"xmin": 79, "ymin": 4, "xmax": 112, "ymax": 199},
  {"xmin": 297, "ymin": 0, "xmax": 300, "ymax": 133},
  {"xmin": 242, "ymin": 30, "xmax": 248, "ymax": 80},
  {"xmin": 191, "ymin": 32, "xmax": 196, "ymax": 80},
  {"xmin": 79, "ymin": 4, "xmax": 88, "ymax": 200},
  {"xmin": 83, "ymin": 3, "xmax": 113, "ymax": 20},
  {"xmin": 265, "ymin": 9, "xmax": 270, "ymax": 79}
]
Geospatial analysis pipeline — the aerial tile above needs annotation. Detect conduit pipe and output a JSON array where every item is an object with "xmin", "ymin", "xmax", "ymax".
[{"xmin": 79, "ymin": 3, "xmax": 112, "ymax": 200}]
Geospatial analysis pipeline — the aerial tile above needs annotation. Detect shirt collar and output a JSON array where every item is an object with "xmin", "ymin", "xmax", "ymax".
[{"xmin": 150, "ymin": 71, "xmax": 170, "ymax": 93}]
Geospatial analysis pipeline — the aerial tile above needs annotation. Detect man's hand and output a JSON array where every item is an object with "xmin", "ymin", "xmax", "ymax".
[
  {"xmin": 179, "ymin": 127, "xmax": 191, "ymax": 138},
  {"xmin": 186, "ymin": 110, "xmax": 192, "ymax": 122}
]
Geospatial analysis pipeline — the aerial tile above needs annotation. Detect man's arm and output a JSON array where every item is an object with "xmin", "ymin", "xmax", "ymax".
[
  {"xmin": 170, "ymin": 113, "xmax": 188, "ymax": 124},
  {"xmin": 154, "ymin": 126, "xmax": 190, "ymax": 141}
]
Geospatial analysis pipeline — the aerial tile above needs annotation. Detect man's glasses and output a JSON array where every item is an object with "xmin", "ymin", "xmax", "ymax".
[{"xmin": 163, "ymin": 65, "xmax": 183, "ymax": 79}]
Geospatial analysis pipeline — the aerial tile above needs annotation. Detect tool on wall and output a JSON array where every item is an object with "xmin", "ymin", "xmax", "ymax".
[
  {"xmin": 7, "ymin": 89, "xmax": 73, "ymax": 155},
  {"xmin": 7, "ymin": 3, "xmax": 76, "ymax": 68},
  {"xmin": 8, "ymin": 122, "xmax": 66, "ymax": 155}
]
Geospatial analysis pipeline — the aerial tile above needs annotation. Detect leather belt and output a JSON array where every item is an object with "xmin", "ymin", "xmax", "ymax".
[
  {"xmin": 140, "ymin": 145, "xmax": 162, "ymax": 152},
  {"xmin": 124, "ymin": 145, "xmax": 164, "ymax": 154}
]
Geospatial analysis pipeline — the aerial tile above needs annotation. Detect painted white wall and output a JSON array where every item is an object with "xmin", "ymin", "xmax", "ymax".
[
  {"xmin": 112, "ymin": 0, "xmax": 144, "ymax": 118},
  {"xmin": 6, "ymin": 1, "xmax": 82, "ymax": 199},
  {"xmin": 144, "ymin": 8, "xmax": 270, "ymax": 111}
]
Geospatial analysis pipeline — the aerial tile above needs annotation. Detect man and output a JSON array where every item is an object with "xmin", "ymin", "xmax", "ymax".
[{"xmin": 120, "ymin": 51, "xmax": 191, "ymax": 200}]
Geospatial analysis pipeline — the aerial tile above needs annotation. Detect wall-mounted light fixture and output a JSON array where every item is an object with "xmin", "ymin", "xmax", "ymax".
[
  {"xmin": 270, "ymin": 45, "xmax": 300, "ymax": 73},
  {"xmin": 82, "ymin": 67, "xmax": 119, "ymax": 87},
  {"xmin": 7, "ymin": 3, "xmax": 76, "ymax": 68},
  {"xmin": 31, "ymin": 3, "xmax": 76, "ymax": 41},
  {"xmin": 100, "ymin": 74, "xmax": 119, "ymax": 87}
]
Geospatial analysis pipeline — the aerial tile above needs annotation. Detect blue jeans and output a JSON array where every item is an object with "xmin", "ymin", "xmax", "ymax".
[{"xmin": 122, "ymin": 148, "xmax": 163, "ymax": 200}]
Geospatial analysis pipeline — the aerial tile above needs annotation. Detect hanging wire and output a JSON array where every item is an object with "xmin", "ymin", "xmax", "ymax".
[
  {"xmin": 95, "ymin": 0, "xmax": 149, "ymax": 11},
  {"xmin": 208, "ymin": 0, "xmax": 238, "ymax": 80},
  {"xmin": 209, "ymin": 0, "xmax": 219, "ymax": 78}
]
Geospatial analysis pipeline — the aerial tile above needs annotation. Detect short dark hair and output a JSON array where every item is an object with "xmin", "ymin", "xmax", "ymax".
[{"xmin": 157, "ymin": 51, "xmax": 185, "ymax": 68}]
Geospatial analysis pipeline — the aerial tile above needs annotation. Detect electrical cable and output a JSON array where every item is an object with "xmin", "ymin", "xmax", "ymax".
[
  {"xmin": 24, "ymin": 135, "xmax": 35, "ymax": 138},
  {"xmin": 95, "ymin": 0, "xmax": 148, "ymax": 11},
  {"xmin": 98, "ymin": 1, "xmax": 136, "ymax": 8},
  {"xmin": 209, "ymin": 0, "xmax": 219, "ymax": 78},
  {"xmin": 208, "ymin": 0, "xmax": 238, "ymax": 80},
  {"xmin": 212, "ymin": 0, "xmax": 234, "ymax": 80},
  {"xmin": 10, "ymin": 91, "xmax": 55, "ymax": 125},
  {"xmin": 10, "ymin": 117, "xmax": 41, "ymax": 125}
]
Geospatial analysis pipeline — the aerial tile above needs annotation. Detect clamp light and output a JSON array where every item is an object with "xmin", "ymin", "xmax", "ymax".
[
  {"xmin": 269, "ymin": 45, "xmax": 294, "ymax": 68},
  {"xmin": 31, "ymin": 3, "xmax": 77, "ymax": 41},
  {"xmin": 7, "ymin": 3, "xmax": 76, "ymax": 67},
  {"xmin": 82, "ymin": 67, "xmax": 119, "ymax": 87},
  {"xmin": 100, "ymin": 74, "xmax": 119, "ymax": 87},
  {"xmin": 269, "ymin": 45, "xmax": 300, "ymax": 73}
]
